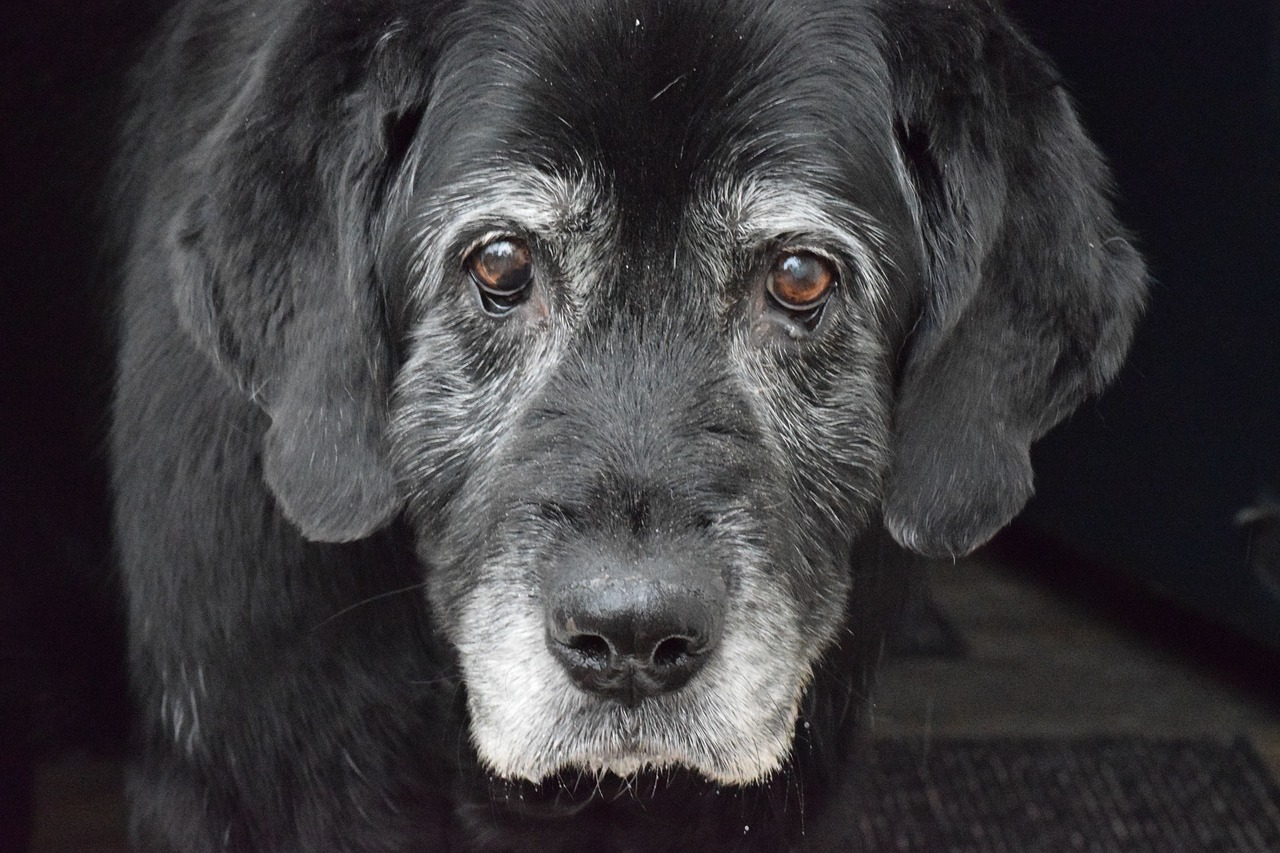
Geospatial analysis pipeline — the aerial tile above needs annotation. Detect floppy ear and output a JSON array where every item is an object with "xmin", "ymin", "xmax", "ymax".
[
  {"xmin": 879, "ymin": 2, "xmax": 1148, "ymax": 558},
  {"xmin": 167, "ymin": 13, "xmax": 428, "ymax": 542}
]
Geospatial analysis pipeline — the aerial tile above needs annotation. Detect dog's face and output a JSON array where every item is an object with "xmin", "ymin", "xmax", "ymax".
[
  {"xmin": 388, "ymin": 4, "xmax": 914, "ymax": 784},
  {"xmin": 164, "ymin": 0, "xmax": 1146, "ymax": 790}
]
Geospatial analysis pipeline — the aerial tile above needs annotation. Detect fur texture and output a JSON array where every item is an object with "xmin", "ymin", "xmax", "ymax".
[{"xmin": 110, "ymin": 0, "xmax": 1146, "ymax": 849}]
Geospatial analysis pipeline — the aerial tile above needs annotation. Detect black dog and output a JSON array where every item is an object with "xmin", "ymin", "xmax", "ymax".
[{"xmin": 109, "ymin": 0, "xmax": 1146, "ymax": 849}]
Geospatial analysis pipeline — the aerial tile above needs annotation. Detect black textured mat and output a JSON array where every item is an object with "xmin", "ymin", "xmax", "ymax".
[{"xmin": 850, "ymin": 737, "xmax": 1280, "ymax": 852}]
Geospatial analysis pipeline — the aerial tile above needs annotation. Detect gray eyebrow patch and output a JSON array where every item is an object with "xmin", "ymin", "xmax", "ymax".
[{"xmin": 407, "ymin": 167, "xmax": 613, "ymax": 274}]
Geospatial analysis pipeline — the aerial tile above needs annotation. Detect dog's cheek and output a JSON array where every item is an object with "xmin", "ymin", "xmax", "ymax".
[
  {"xmin": 390, "ymin": 315, "xmax": 492, "ymax": 524},
  {"xmin": 393, "ymin": 304, "xmax": 537, "ymax": 506},
  {"xmin": 390, "ymin": 306, "xmax": 568, "ymax": 624},
  {"xmin": 731, "ymin": 325, "xmax": 893, "ymax": 628}
]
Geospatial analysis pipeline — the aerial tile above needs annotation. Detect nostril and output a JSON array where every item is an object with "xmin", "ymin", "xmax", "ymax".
[
  {"xmin": 652, "ymin": 635, "xmax": 696, "ymax": 668},
  {"xmin": 564, "ymin": 632, "xmax": 612, "ymax": 667}
]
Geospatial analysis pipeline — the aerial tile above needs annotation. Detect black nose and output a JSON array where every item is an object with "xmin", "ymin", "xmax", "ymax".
[{"xmin": 546, "ymin": 573, "xmax": 723, "ymax": 705}]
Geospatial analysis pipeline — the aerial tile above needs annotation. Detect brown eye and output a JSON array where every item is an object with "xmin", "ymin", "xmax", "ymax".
[
  {"xmin": 766, "ymin": 251, "xmax": 837, "ymax": 314},
  {"xmin": 467, "ymin": 237, "xmax": 534, "ymax": 315}
]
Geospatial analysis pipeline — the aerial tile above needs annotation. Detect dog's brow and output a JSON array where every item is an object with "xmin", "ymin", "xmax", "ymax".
[
  {"xmin": 406, "ymin": 166, "xmax": 611, "ymax": 290},
  {"xmin": 703, "ymin": 176, "xmax": 896, "ymax": 306},
  {"xmin": 417, "ymin": 167, "xmax": 609, "ymax": 240},
  {"xmin": 713, "ymin": 177, "xmax": 887, "ymax": 250}
]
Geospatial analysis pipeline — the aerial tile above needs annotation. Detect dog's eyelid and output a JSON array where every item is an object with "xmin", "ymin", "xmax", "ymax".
[{"xmin": 459, "ymin": 229, "xmax": 529, "ymax": 263}]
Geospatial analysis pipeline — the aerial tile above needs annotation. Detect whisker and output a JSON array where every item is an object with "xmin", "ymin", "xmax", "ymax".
[
  {"xmin": 405, "ymin": 675, "xmax": 461, "ymax": 687},
  {"xmin": 310, "ymin": 581, "xmax": 428, "ymax": 631}
]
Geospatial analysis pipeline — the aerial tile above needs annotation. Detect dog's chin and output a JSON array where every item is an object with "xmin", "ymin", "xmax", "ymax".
[
  {"xmin": 475, "ymin": 715, "xmax": 801, "ymax": 789},
  {"xmin": 464, "ymin": 670, "xmax": 808, "ymax": 788}
]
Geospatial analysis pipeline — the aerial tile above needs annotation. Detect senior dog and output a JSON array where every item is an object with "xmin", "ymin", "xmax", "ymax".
[{"xmin": 110, "ymin": 0, "xmax": 1146, "ymax": 849}]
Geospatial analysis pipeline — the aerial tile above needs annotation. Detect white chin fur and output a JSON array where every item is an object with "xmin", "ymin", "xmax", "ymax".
[{"xmin": 457, "ymin": 574, "xmax": 810, "ymax": 787}]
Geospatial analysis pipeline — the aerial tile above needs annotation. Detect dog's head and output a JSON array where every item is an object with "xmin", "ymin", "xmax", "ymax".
[{"xmin": 166, "ymin": 0, "xmax": 1145, "ymax": 786}]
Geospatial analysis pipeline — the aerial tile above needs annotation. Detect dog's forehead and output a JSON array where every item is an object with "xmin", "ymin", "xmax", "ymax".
[{"xmin": 428, "ymin": 0, "xmax": 901, "ymax": 219}]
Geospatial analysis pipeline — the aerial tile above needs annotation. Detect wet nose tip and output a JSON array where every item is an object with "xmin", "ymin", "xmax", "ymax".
[{"xmin": 546, "ymin": 579, "xmax": 722, "ymax": 704}]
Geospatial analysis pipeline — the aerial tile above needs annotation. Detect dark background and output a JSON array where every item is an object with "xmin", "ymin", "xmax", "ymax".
[
  {"xmin": 1005, "ymin": 0, "xmax": 1280, "ymax": 651},
  {"xmin": 2, "ymin": 0, "xmax": 1278, "ymax": 845},
  {"xmin": 2, "ymin": 2, "xmax": 158, "ymax": 844}
]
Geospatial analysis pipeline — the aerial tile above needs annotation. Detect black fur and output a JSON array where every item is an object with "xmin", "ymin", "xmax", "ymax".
[{"xmin": 110, "ymin": 1, "xmax": 1146, "ymax": 850}]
